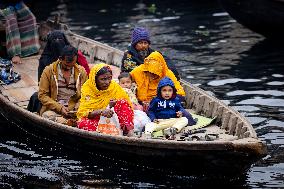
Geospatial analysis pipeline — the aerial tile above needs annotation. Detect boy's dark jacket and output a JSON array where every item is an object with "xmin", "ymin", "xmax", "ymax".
[{"xmin": 147, "ymin": 77, "xmax": 196, "ymax": 125}]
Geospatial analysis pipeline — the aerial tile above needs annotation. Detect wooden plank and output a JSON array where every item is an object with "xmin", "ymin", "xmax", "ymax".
[
  {"xmin": 95, "ymin": 47, "xmax": 112, "ymax": 63},
  {"xmin": 196, "ymin": 95, "xmax": 205, "ymax": 114},
  {"xmin": 235, "ymin": 121, "xmax": 243, "ymax": 138},
  {"xmin": 112, "ymin": 52, "xmax": 124, "ymax": 67},
  {"xmin": 17, "ymin": 100, "xmax": 29, "ymax": 109},
  {"xmin": 228, "ymin": 116, "xmax": 238, "ymax": 135},
  {"xmin": 211, "ymin": 101, "xmax": 219, "ymax": 118},
  {"xmin": 1, "ymin": 87, "xmax": 37, "ymax": 103},
  {"xmin": 221, "ymin": 111, "xmax": 231, "ymax": 131},
  {"xmin": 240, "ymin": 126, "xmax": 248, "ymax": 138},
  {"xmin": 204, "ymin": 99, "xmax": 214, "ymax": 118},
  {"xmin": 214, "ymin": 106, "xmax": 224, "ymax": 124},
  {"xmin": 77, "ymin": 40, "xmax": 97, "ymax": 63}
]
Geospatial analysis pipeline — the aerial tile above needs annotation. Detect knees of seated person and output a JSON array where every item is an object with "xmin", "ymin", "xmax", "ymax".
[{"xmin": 42, "ymin": 110, "xmax": 67, "ymax": 124}]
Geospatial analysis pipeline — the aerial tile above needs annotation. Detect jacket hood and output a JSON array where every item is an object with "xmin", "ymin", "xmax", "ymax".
[{"xmin": 157, "ymin": 77, "xmax": 177, "ymax": 99}]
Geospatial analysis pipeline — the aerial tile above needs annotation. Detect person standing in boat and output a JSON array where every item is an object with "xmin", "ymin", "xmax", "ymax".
[
  {"xmin": 0, "ymin": 0, "xmax": 40, "ymax": 64},
  {"xmin": 121, "ymin": 27, "xmax": 180, "ymax": 80},
  {"xmin": 76, "ymin": 63, "xmax": 134, "ymax": 136},
  {"xmin": 130, "ymin": 51, "xmax": 185, "ymax": 111},
  {"xmin": 38, "ymin": 45, "xmax": 88, "ymax": 125},
  {"xmin": 145, "ymin": 77, "xmax": 196, "ymax": 135}
]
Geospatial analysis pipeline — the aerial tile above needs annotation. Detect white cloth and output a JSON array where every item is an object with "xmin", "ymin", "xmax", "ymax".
[{"xmin": 145, "ymin": 117, "xmax": 188, "ymax": 134}]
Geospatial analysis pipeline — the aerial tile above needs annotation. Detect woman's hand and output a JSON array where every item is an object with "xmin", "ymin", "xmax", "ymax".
[
  {"xmin": 101, "ymin": 109, "xmax": 114, "ymax": 118},
  {"xmin": 109, "ymin": 99, "xmax": 117, "ymax": 108},
  {"xmin": 176, "ymin": 111, "xmax": 183, "ymax": 118}
]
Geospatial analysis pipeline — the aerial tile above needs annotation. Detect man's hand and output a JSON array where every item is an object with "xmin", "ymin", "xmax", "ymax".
[
  {"xmin": 61, "ymin": 106, "xmax": 69, "ymax": 117},
  {"xmin": 176, "ymin": 111, "xmax": 183, "ymax": 118}
]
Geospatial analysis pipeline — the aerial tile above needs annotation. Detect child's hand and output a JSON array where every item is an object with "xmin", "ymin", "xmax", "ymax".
[
  {"xmin": 176, "ymin": 111, "xmax": 183, "ymax": 117},
  {"xmin": 153, "ymin": 119, "xmax": 159, "ymax": 124},
  {"xmin": 142, "ymin": 101, "xmax": 150, "ymax": 112},
  {"xmin": 109, "ymin": 99, "xmax": 117, "ymax": 108}
]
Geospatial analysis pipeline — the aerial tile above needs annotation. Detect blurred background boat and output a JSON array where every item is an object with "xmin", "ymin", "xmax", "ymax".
[{"xmin": 219, "ymin": 0, "xmax": 284, "ymax": 39}]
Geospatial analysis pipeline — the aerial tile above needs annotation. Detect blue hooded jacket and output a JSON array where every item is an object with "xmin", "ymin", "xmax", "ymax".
[
  {"xmin": 147, "ymin": 77, "xmax": 196, "ymax": 125},
  {"xmin": 147, "ymin": 77, "xmax": 183, "ymax": 121}
]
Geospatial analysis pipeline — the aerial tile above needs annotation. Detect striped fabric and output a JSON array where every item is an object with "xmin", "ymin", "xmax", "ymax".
[{"xmin": 0, "ymin": 2, "xmax": 40, "ymax": 58}]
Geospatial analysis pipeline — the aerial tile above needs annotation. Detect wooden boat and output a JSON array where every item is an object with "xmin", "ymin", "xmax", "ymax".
[
  {"xmin": 219, "ymin": 0, "xmax": 284, "ymax": 39},
  {"xmin": 0, "ymin": 20, "xmax": 267, "ymax": 176}
]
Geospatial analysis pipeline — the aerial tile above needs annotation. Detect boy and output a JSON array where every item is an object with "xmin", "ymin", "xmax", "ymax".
[{"xmin": 145, "ymin": 77, "xmax": 196, "ymax": 134}]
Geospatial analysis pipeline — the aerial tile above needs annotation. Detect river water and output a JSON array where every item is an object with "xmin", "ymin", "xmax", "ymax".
[{"xmin": 1, "ymin": 0, "xmax": 284, "ymax": 188}]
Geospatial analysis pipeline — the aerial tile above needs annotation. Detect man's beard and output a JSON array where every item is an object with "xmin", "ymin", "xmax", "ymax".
[{"xmin": 138, "ymin": 50, "xmax": 149, "ymax": 59}]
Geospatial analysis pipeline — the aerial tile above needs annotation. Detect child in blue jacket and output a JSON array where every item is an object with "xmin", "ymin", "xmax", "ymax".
[{"xmin": 145, "ymin": 77, "xmax": 196, "ymax": 134}]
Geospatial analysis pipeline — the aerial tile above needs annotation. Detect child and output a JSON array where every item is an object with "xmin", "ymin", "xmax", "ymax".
[
  {"xmin": 118, "ymin": 72, "xmax": 151, "ymax": 133},
  {"xmin": 118, "ymin": 72, "xmax": 143, "ymax": 111},
  {"xmin": 145, "ymin": 77, "xmax": 196, "ymax": 134}
]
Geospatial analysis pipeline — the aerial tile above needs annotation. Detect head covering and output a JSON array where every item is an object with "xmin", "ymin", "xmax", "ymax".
[
  {"xmin": 77, "ymin": 63, "xmax": 132, "ymax": 119},
  {"xmin": 38, "ymin": 30, "xmax": 70, "ymax": 81},
  {"xmin": 43, "ymin": 30, "xmax": 70, "ymax": 60},
  {"xmin": 130, "ymin": 51, "xmax": 185, "ymax": 102},
  {"xmin": 157, "ymin": 77, "xmax": 177, "ymax": 99},
  {"xmin": 131, "ymin": 27, "xmax": 151, "ymax": 45},
  {"xmin": 144, "ymin": 51, "xmax": 168, "ymax": 78}
]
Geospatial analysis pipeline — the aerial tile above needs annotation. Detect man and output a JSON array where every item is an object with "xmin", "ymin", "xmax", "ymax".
[
  {"xmin": 0, "ymin": 1, "xmax": 40, "ymax": 64},
  {"xmin": 38, "ymin": 45, "xmax": 88, "ymax": 125},
  {"xmin": 121, "ymin": 27, "xmax": 180, "ymax": 80}
]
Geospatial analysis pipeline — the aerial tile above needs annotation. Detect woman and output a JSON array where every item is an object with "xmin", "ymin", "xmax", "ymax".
[
  {"xmin": 130, "ymin": 51, "xmax": 185, "ymax": 108},
  {"xmin": 38, "ymin": 30, "xmax": 90, "ymax": 81},
  {"xmin": 77, "ymin": 63, "xmax": 134, "ymax": 136}
]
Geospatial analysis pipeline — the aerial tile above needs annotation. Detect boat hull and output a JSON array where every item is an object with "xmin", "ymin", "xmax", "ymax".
[{"xmin": 0, "ymin": 95, "xmax": 265, "ymax": 176}]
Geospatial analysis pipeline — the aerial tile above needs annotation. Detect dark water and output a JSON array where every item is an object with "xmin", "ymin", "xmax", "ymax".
[{"xmin": 1, "ymin": 0, "xmax": 284, "ymax": 188}]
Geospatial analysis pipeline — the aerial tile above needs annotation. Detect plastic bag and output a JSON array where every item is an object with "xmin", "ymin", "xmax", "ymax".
[
  {"xmin": 97, "ymin": 111, "xmax": 122, "ymax": 136},
  {"xmin": 133, "ymin": 110, "xmax": 151, "ymax": 132}
]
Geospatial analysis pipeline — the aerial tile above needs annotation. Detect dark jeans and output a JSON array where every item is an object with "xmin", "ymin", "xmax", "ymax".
[{"xmin": 27, "ymin": 92, "xmax": 42, "ymax": 113}]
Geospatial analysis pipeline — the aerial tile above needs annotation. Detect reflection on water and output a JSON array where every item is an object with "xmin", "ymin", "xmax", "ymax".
[{"xmin": 1, "ymin": 0, "xmax": 284, "ymax": 188}]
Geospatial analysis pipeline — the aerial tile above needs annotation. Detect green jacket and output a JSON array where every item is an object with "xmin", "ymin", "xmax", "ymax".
[{"xmin": 38, "ymin": 60, "xmax": 88, "ymax": 115}]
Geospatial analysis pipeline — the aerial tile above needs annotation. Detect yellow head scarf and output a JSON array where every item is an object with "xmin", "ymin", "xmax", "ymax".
[
  {"xmin": 143, "ymin": 51, "xmax": 168, "ymax": 78},
  {"xmin": 77, "ymin": 63, "xmax": 132, "ymax": 119},
  {"xmin": 131, "ymin": 51, "xmax": 185, "ymax": 102}
]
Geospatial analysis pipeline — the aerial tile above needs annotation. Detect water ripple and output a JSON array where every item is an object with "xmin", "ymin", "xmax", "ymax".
[
  {"xmin": 208, "ymin": 78, "xmax": 261, "ymax": 86},
  {"xmin": 227, "ymin": 90, "xmax": 284, "ymax": 97},
  {"xmin": 237, "ymin": 98, "xmax": 284, "ymax": 107}
]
